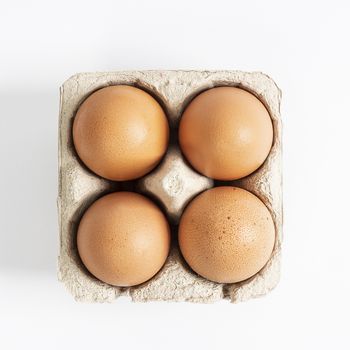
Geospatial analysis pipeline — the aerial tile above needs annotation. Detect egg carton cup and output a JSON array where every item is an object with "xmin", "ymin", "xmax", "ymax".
[{"xmin": 58, "ymin": 70, "xmax": 282, "ymax": 303}]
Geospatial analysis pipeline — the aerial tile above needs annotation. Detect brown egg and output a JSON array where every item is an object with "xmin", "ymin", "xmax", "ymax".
[
  {"xmin": 178, "ymin": 186, "xmax": 275, "ymax": 284},
  {"xmin": 179, "ymin": 87, "xmax": 273, "ymax": 180},
  {"xmin": 73, "ymin": 85, "xmax": 169, "ymax": 181},
  {"xmin": 77, "ymin": 192, "xmax": 170, "ymax": 287}
]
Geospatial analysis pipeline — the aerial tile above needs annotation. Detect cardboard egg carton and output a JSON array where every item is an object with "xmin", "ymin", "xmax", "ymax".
[{"xmin": 58, "ymin": 70, "xmax": 282, "ymax": 303}]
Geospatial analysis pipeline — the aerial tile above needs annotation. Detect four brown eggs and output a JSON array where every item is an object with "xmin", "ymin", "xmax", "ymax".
[{"xmin": 73, "ymin": 84, "xmax": 275, "ymax": 287}]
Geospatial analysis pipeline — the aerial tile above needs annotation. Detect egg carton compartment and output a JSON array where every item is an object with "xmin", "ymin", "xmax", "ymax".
[{"xmin": 58, "ymin": 70, "xmax": 282, "ymax": 303}]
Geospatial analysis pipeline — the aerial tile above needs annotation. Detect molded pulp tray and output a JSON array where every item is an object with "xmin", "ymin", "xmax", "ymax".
[{"xmin": 58, "ymin": 70, "xmax": 282, "ymax": 303}]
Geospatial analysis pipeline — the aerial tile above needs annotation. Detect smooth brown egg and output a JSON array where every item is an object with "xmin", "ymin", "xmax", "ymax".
[
  {"xmin": 178, "ymin": 186, "xmax": 275, "ymax": 284},
  {"xmin": 179, "ymin": 87, "xmax": 273, "ymax": 180},
  {"xmin": 73, "ymin": 85, "xmax": 169, "ymax": 181},
  {"xmin": 77, "ymin": 192, "xmax": 170, "ymax": 287}
]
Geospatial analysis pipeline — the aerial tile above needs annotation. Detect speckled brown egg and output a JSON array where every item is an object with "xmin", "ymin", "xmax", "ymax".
[
  {"xmin": 73, "ymin": 85, "xmax": 169, "ymax": 181},
  {"xmin": 179, "ymin": 86, "xmax": 273, "ymax": 180},
  {"xmin": 178, "ymin": 186, "xmax": 275, "ymax": 284},
  {"xmin": 77, "ymin": 192, "xmax": 170, "ymax": 287}
]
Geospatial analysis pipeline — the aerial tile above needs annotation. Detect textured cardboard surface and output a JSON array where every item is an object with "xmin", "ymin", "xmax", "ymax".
[{"xmin": 58, "ymin": 70, "xmax": 282, "ymax": 303}]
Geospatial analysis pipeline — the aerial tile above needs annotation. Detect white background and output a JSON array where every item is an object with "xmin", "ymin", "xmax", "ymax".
[{"xmin": 1, "ymin": 0, "xmax": 349, "ymax": 349}]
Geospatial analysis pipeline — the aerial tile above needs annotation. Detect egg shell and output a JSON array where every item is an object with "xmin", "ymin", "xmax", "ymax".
[
  {"xmin": 73, "ymin": 85, "xmax": 169, "ymax": 181},
  {"xmin": 77, "ymin": 192, "xmax": 170, "ymax": 287},
  {"xmin": 178, "ymin": 186, "xmax": 275, "ymax": 284},
  {"xmin": 58, "ymin": 70, "xmax": 282, "ymax": 303},
  {"xmin": 179, "ymin": 86, "xmax": 273, "ymax": 180}
]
